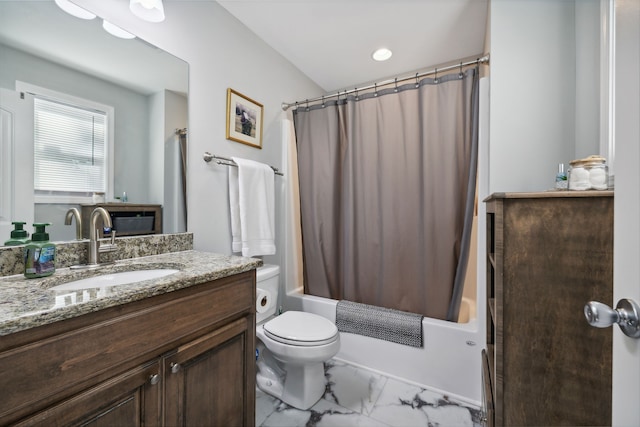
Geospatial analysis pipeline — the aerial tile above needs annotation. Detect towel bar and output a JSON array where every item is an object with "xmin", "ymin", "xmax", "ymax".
[{"xmin": 203, "ymin": 152, "xmax": 283, "ymax": 176}]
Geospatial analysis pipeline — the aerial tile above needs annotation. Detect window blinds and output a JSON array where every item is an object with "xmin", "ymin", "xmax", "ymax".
[{"xmin": 34, "ymin": 97, "xmax": 107, "ymax": 193}]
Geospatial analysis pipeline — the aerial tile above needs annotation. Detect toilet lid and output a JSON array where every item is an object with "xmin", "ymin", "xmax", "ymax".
[{"xmin": 263, "ymin": 311, "xmax": 338, "ymax": 346}]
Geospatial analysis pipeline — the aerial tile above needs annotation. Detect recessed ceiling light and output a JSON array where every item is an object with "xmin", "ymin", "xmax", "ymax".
[{"xmin": 372, "ymin": 48, "xmax": 392, "ymax": 62}]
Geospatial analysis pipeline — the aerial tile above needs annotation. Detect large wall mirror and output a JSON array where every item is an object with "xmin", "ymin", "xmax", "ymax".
[{"xmin": 0, "ymin": 1, "xmax": 188, "ymax": 243}]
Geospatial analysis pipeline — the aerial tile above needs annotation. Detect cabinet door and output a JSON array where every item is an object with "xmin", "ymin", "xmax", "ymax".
[
  {"xmin": 15, "ymin": 360, "xmax": 162, "ymax": 427},
  {"xmin": 164, "ymin": 317, "xmax": 254, "ymax": 427}
]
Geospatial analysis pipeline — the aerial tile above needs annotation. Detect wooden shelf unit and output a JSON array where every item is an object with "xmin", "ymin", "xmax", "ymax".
[
  {"xmin": 81, "ymin": 203, "xmax": 162, "ymax": 238},
  {"xmin": 483, "ymin": 191, "xmax": 613, "ymax": 426}
]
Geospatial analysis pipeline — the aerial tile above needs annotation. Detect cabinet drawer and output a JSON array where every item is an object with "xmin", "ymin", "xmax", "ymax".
[{"xmin": 0, "ymin": 273, "xmax": 254, "ymax": 423}]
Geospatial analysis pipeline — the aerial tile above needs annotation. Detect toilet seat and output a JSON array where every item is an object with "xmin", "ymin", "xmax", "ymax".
[{"xmin": 263, "ymin": 311, "xmax": 338, "ymax": 347}]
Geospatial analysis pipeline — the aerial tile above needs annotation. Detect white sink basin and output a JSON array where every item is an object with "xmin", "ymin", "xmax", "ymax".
[{"xmin": 52, "ymin": 269, "xmax": 180, "ymax": 291}]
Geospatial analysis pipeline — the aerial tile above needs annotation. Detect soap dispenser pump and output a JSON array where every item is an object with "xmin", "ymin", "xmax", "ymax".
[
  {"xmin": 24, "ymin": 223, "xmax": 56, "ymax": 278},
  {"xmin": 4, "ymin": 221, "xmax": 30, "ymax": 246}
]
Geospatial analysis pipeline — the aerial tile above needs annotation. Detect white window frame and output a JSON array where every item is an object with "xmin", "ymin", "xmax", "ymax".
[{"xmin": 16, "ymin": 81, "xmax": 115, "ymax": 204}]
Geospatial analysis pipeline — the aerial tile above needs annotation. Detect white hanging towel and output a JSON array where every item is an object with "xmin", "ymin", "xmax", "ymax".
[
  {"xmin": 230, "ymin": 157, "xmax": 276, "ymax": 257},
  {"xmin": 228, "ymin": 166, "xmax": 242, "ymax": 253}
]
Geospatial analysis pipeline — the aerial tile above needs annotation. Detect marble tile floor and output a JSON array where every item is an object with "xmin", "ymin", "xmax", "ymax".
[{"xmin": 256, "ymin": 359, "xmax": 483, "ymax": 427}]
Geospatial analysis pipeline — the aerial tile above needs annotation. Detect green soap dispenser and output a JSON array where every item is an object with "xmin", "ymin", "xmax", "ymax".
[
  {"xmin": 24, "ymin": 223, "xmax": 55, "ymax": 278},
  {"xmin": 4, "ymin": 221, "xmax": 30, "ymax": 246}
]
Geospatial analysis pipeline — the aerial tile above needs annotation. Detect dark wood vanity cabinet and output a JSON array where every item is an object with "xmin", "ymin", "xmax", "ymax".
[
  {"xmin": 0, "ymin": 271, "xmax": 256, "ymax": 427},
  {"xmin": 483, "ymin": 192, "xmax": 613, "ymax": 426}
]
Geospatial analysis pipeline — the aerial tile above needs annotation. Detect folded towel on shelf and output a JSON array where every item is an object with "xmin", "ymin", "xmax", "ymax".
[{"xmin": 230, "ymin": 157, "xmax": 276, "ymax": 257}]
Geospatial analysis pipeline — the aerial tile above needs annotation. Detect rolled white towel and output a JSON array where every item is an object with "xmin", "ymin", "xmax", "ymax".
[
  {"xmin": 569, "ymin": 167, "xmax": 591, "ymax": 190},
  {"xmin": 589, "ymin": 168, "xmax": 608, "ymax": 190}
]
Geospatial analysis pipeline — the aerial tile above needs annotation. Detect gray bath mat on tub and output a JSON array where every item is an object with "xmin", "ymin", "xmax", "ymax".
[{"xmin": 336, "ymin": 300, "xmax": 424, "ymax": 348}]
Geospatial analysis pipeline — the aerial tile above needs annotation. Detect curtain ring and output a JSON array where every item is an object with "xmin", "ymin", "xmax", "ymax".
[
  {"xmin": 415, "ymin": 72, "xmax": 419, "ymax": 88},
  {"xmin": 459, "ymin": 62, "xmax": 464, "ymax": 79},
  {"xmin": 434, "ymin": 68, "xmax": 438, "ymax": 84},
  {"xmin": 295, "ymin": 101, "xmax": 299, "ymax": 111},
  {"xmin": 355, "ymin": 88, "xmax": 359, "ymax": 101},
  {"xmin": 305, "ymin": 99, "xmax": 309, "ymax": 112},
  {"xmin": 394, "ymin": 77, "xmax": 398, "ymax": 93},
  {"xmin": 321, "ymin": 95, "xmax": 325, "ymax": 108},
  {"xmin": 374, "ymin": 83, "xmax": 378, "ymax": 97}
]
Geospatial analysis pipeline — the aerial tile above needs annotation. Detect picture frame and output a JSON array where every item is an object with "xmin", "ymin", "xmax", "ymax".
[{"xmin": 226, "ymin": 88, "xmax": 264, "ymax": 149}]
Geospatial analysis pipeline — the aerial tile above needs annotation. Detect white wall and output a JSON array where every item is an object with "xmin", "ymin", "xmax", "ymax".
[
  {"xmin": 575, "ymin": 0, "xmax": 602, "ymax": 159},
  {"xmin": 74, "ymin": 0, "xmax": 323, "ymax": 264},
  {"xmin": 490, "ymin": 0, "xmax": 603, "ymax": 193}
]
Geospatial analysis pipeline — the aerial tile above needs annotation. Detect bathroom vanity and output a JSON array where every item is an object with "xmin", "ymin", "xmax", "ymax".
[{"xmin": 0, "ymin": 247, "xmax": 260, "ymax": 426}]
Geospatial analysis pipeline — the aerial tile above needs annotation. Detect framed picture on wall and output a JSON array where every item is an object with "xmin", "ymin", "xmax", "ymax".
[{"xmin": 226, "ymin": 88, "xmax": 263, "ymax": 149}]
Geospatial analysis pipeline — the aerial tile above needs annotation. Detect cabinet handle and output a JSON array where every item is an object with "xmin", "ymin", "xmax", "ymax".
[
  {"xmin": 170, "ymin": 362, "xmax": 181, "ymax": 374},
  {"xmin": 584, "ymin": 299, "xmax": 640, "ymax": 338},
  {"xmin": 149, "ymin": 374, "xmax": 160, "ymax": 385}
]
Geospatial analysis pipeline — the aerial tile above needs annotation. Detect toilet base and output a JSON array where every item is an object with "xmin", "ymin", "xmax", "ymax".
[
  {"xmin": 256, "ymin": 345, "xmax": 327, "ymax": 410},
  {"xmin": 280, "ymin": 362, "xmax": 326, "ymax": 410}
]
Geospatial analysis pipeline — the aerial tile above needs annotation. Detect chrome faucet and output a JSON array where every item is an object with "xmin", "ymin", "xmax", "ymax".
[
  {"xmin": 88, "ymin": 207, "xmax": 117, "ymax": 266},
  {"xmin": 64, "ymin": 208, "xmax": 83, "ymax": 240}
]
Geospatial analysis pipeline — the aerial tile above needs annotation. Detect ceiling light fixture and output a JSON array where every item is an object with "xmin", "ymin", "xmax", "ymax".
[
  {"xmin": 129, "ymin": 0, "xmax": 166, "ymax": 23},
  {"xmin": 372, "ymin": 48, "xmax": 393, "ymax": 62},
  {"xmin": 54, "ymin": 0, "xmax": 96, "ymax": 20},
  {"xmin": 102, "ymin": 20, "xmax": 136, "ymax": 40}
]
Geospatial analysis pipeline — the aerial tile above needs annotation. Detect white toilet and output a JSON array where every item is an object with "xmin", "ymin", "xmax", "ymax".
[{"xmin": 255, "ymin": 265, "xmax": 340, "ymax": 410}]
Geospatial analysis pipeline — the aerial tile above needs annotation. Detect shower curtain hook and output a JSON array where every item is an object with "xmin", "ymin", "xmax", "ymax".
[
  {"xmin": 374, "ymin": 83, "xmax": 378, "ymax": 97},
  {"xmin": 394, "ymin": 77, "xmax": 398, "ymax": 93},
  {"xmin": 305, "ymin": 99, "xmax": 309, "ymax": 112},
  {"xmin": 434, "ymin": 68, "xmax": 438, "ymax": 84},
  {"xmin": 321, "ymin": 95, "xmax": 325, "ymax": 108},
  {"xmin": 355, "ymin": 88, "xmax": 359, "ymax": 101},
  {"xmin": 415, "ymin": 73, "xmax": 419, "ymax": 88},
  {"xmin": 459, "ymin": 62, "xmax": 464, "ymax": 79}
]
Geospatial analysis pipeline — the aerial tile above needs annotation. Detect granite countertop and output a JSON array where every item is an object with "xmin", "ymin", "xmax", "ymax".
[{"xmin": 0, "ymin": 250, "xmax": 262, "ymax": 337}]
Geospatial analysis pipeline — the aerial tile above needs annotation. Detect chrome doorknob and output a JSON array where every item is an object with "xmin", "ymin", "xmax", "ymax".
[{"xmin": 584, "ymin": 299, "xmax": 640, "ymax": 338}]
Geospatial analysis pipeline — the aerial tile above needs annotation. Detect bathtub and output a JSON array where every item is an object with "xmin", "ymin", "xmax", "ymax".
[{"xmin": 283, "ymin": 292, "xmax": 483, "ymax": 406}]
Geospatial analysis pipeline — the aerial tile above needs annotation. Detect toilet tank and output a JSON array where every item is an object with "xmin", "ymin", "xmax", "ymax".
[{"xmin": 256, "ymin": 264, "xmax": 280, "ymax": 323}]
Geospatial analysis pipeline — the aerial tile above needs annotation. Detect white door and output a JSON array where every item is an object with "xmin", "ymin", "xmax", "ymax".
[
  {"xmin": 0, "ymin": 88, "xmax": 34, "ymax": 240},
  {"xmin": 611, "ymin": 0, "xmax": 640, "ymax": 425}
]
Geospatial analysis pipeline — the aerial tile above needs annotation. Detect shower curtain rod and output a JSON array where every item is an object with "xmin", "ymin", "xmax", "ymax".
[{"xmin": 281, "ymin": 54, "xmax": 489, "ymax": 111}]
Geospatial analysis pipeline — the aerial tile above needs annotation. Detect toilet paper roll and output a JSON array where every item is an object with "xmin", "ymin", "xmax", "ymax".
[{"xmin": 256, "ymin": 289, "xmax": 273, "ymax": 314}]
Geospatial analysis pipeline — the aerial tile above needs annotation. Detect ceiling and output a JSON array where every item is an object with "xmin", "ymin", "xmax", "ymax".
[
  {"xmin": 0, "ymin": 1, "xmax": 488, "ymax": 96},
  {"xmin": 216, "ymin": 0, "xmax": 489, "ymax": 93}
]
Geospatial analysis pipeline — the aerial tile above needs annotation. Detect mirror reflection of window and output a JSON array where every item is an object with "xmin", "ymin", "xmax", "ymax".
[
  {"xmin": 34, "ymin": 97, "xmax": 109, "ymax": 199},
  {"xmin": 17, "ymin": 81, "xmax": 115, "ymax": 206}
]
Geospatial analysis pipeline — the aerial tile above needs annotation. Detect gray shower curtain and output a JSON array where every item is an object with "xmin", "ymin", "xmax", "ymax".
[{"xmin": 293, "ymin": 68, "xmax": 479, "ymax": 321}]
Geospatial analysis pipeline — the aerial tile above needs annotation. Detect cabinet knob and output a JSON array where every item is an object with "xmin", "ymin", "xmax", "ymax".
[
  {"xmin": 170, "ymin": 362, "xmax": 181, "ymax": 374},
  {"xmin": 584, "ymin": 299, "xmax": 640, "ymax": 338},
  {"xmin": 149, "ymin": 374, "xmax": 160, "ymax": 385}
]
